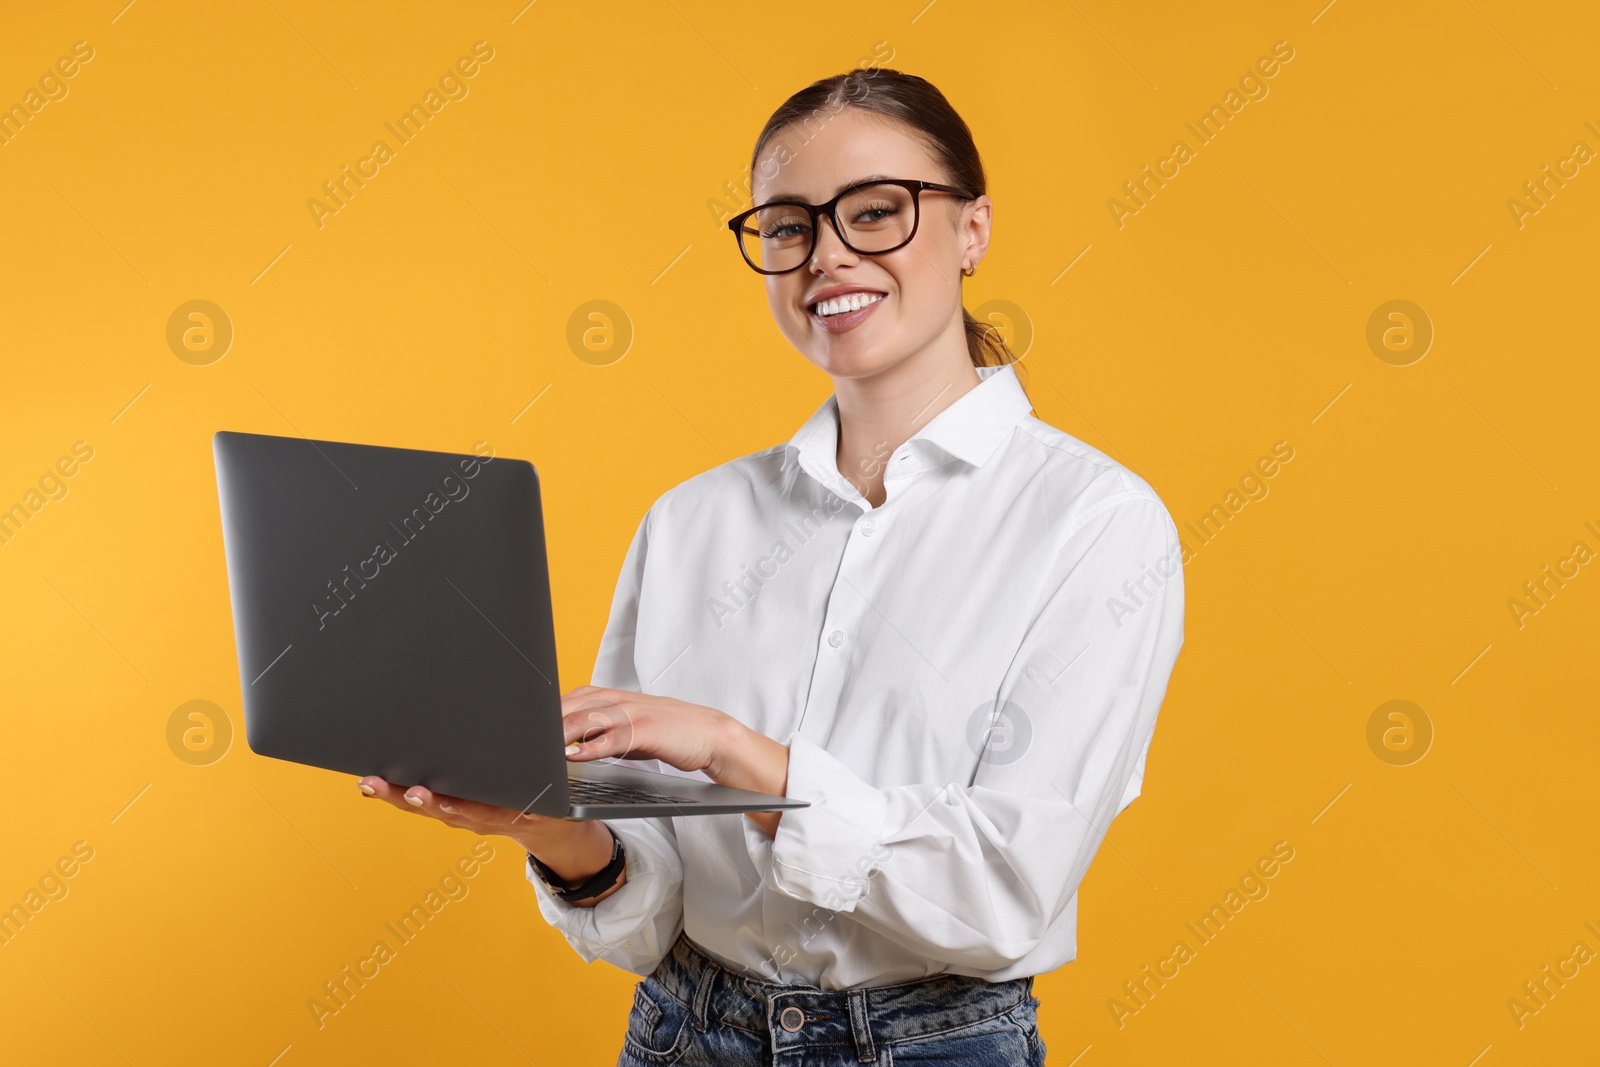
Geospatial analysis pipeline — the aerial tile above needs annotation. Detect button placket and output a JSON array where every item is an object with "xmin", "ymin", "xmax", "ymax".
[
  {"xmin": 793, "ymin": 495, "xmax": 874, "ymax": 768},
  {"xmin": 815, "ymin": 502, "xmax": 877, "ymax": 658}
]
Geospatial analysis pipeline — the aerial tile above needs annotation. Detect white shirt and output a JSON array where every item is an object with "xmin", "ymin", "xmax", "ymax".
[{"xmin": 527, "ymin": 361, "xmax": 1186, "ymax": 990}]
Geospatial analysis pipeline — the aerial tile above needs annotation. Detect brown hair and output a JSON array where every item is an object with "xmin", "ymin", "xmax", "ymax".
[{"xmin": 749, "ymin": 68, "xmax": 1028, "ymax": 392}]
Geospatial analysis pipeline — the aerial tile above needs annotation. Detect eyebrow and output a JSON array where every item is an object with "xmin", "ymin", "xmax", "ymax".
[{"xmin": 760, "ymin": 174, "xmax": 895, "ymax": 204}]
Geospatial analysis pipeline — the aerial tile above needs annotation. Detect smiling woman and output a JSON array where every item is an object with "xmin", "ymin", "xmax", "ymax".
[
  {"xmin": 734, "ymin": 82, "xmax": 1021, "ymax": 379},
  {"xmin": 359, "ymin": 67, "xmax": 1184, "ymax": 1067}
]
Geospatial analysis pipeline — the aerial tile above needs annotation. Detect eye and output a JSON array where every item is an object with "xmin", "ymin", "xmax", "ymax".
[
  {"xmin": 852, "ymin": 200, "xmax": 900, "ymax": 225},
  {"xmin": 761, "ymin": 220, "xmax": 812, "ymax": 241}
]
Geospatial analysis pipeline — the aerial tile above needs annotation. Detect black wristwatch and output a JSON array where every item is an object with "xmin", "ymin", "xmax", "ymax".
[{"xmin": 530, "ymin": 824, "xmax": 626, "ymax": 903}]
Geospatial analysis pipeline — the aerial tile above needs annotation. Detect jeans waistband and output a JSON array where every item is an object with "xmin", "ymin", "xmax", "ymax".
[{"xmin": 650, "ymin": 933, "xmax": 1034, "ymax": 1059}]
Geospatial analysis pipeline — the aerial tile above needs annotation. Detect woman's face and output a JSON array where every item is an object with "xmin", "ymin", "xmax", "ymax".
[{"xmin": 748, "ymin": 108, "xmax": 991, "ymax": 382}]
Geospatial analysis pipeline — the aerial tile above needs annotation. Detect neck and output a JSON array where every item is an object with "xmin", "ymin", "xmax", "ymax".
[{"xmin": 832, "ymin": 330, "xmax": 981, "ymax": 508}]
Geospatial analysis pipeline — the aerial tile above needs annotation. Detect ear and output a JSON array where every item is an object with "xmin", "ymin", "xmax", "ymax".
[{"xmin": 961, "ymin": 194, "xmax": 993, "ymax": 272}]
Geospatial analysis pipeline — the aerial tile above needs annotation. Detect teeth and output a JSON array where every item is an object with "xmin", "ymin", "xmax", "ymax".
[{"xmin": 812, "ymin": 292, "xmax": 884, "ymax": 317}]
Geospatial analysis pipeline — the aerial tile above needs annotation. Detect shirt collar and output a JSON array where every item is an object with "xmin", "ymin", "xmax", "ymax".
[{"xmin": 783, "ymin": 362, "xmax": 1033, "ymax": 493}]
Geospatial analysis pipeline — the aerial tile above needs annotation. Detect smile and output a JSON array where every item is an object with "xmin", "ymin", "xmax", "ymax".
[
  {"xmin": 807, "ymin": 292, "xmax": 887, "ymax": 333},
  {"xmin": 810, "ymin": 292, "xmax": 885, "ymax": 316}
]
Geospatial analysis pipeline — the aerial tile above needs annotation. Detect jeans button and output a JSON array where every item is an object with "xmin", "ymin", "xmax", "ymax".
[{"xmin": 779, "ymin": 1006, "xmax": 805, "ymax": 1032}]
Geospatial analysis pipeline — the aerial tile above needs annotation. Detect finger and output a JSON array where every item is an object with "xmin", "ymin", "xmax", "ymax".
[
  {"xmin": 562, "ymin": 703, "xmax": 631, "ymax": 746},
  {"xmin": 566, "ymin": 717, "xmax": 641, "ymax": 761},
  {"xmin": 553, "ymin": 694, "xmax": 620, "ymax": 726},
  {"xmin": 358, "ymin": 777, "xmax": 451, "ymax": 820},
  {"xmin": 565, "ymin": 734, "xmax": 619, "ymax": 761},
  {"xmin": 360, "ymin": 776, "xmax": 424, "ymax": 814},
  {"xmin": 565, "ymin": 715, "xmax": 645, "ymax": 761},
  {"xmin": 559, "ymin": 686, "xmax": 613, "ymax": 715},
  {"xmin": 426, "ymin": 790, "xmax": 527, "ymax": 827},
  {"xmin": 360, "ymin": 776, "xmax": 555, "ymax": 833}
]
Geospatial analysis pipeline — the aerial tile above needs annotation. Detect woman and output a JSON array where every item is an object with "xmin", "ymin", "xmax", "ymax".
[{"xmin": 361, "ymin": 68, "xmax": 1185, "ymax": 1066}]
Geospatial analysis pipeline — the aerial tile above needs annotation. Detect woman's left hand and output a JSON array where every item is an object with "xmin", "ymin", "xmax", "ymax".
[{"xmin": 561, "ymin": 686, "xmax": 792, "ymax": 835}]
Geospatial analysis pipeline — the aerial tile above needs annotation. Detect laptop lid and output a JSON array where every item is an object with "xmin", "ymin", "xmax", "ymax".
[{"xmin": 213, "ymin": 430, "xmax": 572, "ymax": 816}]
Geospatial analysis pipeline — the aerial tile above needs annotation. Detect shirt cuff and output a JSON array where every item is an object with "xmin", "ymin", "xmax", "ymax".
[
  {"xmin": 764, "ymin": 733, "xmax": 890, "ymax": 912},
  {"xmin": 524, "ymin": 823, "xmax": 680, "ymax": 959}
]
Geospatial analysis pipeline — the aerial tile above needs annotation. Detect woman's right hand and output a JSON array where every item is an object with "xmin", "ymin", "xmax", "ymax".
[{"xmin": 357, "ymin": 775, "xmax": 625, "ymax": 905}]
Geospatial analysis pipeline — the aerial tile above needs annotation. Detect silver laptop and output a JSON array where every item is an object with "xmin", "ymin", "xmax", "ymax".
[{"xmin": 212, "ymin": 430, "xmax": 807, "ymax": 820}]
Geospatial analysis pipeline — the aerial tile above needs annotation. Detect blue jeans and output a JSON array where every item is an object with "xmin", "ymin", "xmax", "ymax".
[{"xmin": 618, "ymin": 933, "xmax": 1047, "ymax": 1066}]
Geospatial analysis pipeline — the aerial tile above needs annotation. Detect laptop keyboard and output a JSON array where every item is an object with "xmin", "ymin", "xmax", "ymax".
[{"xmin": 568, "ymin": 777, "xmax": 701, "ymax": 806}]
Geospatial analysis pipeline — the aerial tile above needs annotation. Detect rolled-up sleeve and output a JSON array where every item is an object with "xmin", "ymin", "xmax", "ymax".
[
  {"xmin": 525, "ymin": 506, "xmax": 686, "ymax": 976},
  {"xmin": 752, "ymin": 490, "xmax": 1185, "ymax": 973}
]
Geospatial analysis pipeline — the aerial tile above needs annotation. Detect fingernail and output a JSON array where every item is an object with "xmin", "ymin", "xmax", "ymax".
[
  {"xmin": 358, "ymin": 781, "xmax": 376, "ymax": 795},
  {"xmin": 405, "ymin": 793, "xmax": 425, "ymax": 806},
  {"xmin": 439, "ymin": 802, "xmax": 458, "ymax": 814},
  {"xmin": 565, "ymin": 743, "xmax": 581, "ymax": 756}
]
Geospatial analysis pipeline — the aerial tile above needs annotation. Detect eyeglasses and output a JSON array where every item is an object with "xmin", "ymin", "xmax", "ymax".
[{"xmin": 727, "ymin": 178, "xmax": 978, "ymax": 275}]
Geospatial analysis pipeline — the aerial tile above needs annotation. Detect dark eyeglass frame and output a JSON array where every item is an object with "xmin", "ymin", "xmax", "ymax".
[{"xmin": 726, "ymin": 178, "xmax": 978, "ymax": 276}]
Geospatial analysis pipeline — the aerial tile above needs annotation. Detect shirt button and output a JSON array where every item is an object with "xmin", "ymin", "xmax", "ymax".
[
  {"xmin": 827, "ymin": 630, "xmax": 846, "ymax": 648},
  {"xmin": 859, "ymin": 518, "xmax": 877, "ymax": 538}
]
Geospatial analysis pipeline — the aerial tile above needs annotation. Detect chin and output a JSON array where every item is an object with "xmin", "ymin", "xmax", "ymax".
[
  {"xmin": 807, "ymin": 345, "xmax": 903, "ymax": 380},
  {"xmin": 784, "ymin": 311, "xmax": 921, "ymax": 380}
]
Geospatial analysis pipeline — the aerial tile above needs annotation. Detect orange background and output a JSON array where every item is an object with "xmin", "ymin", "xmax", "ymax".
[{"xmin": 2, "ymin": 1, "xmax": 1597, "ymax": 1063}]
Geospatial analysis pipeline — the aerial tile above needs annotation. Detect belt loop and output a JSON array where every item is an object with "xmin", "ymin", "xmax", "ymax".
[
  {"xmin": 847, "ymin": 988, "xmax": 875, "ymax": 1063},
  {"xmin": 690, "ymin": 954, "xmax": 717, "ymax": 1033}
]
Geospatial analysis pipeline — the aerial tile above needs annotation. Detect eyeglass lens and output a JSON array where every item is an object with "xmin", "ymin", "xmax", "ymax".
[{"xmin": 737, "ymin": 183, "xmax": 918, "ymax": 273}]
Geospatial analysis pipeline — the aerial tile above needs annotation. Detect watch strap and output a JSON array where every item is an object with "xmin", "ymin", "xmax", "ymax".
[{"xmin": 530, "ymin": 824, "xmax": 625, "ymax": 903}]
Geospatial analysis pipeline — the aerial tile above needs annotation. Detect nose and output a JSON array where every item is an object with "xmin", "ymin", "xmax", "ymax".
[{"xmin": 809, "ymin": 213, "xmax": 859, "ymax": 274}]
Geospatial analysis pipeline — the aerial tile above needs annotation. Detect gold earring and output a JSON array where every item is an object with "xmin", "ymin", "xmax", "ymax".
[{"xmin": 961, "ymin": 265, "xmax": 976, "ymax": 277}]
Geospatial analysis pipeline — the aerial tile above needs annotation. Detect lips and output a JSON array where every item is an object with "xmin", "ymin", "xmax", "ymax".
[
  {"xmin": 806, "ymin": 285, "xmax": 886, "ymax": 308},
  {"xmin": 807, "ymin": 292, "xmax": 887, "ymax": 334}
]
